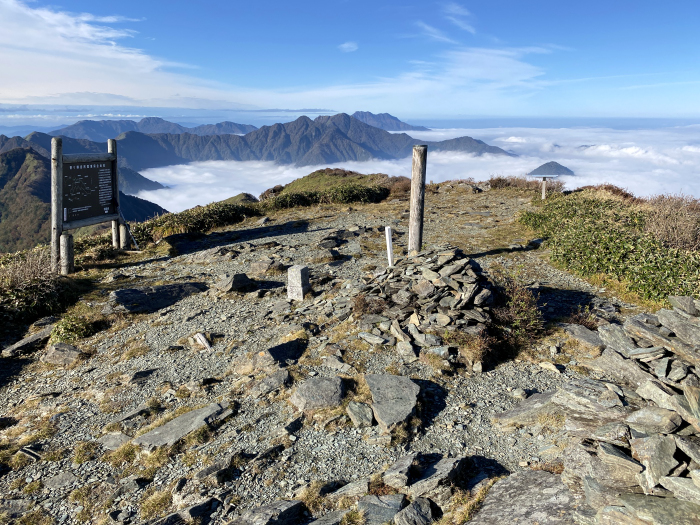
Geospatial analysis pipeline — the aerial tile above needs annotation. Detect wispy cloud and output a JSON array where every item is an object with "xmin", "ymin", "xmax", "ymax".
[
  {"xmin": 415, "ymin": 21, "xmax": 458, "ymax": 44},
  {"xmin": 442, "ymin": 2, "xmax": 476, "ymax": 33},
  {"xmin": 338, "ymin": 41, "xmax": 358, "ymax": 52},
  {"xmin": 0, "ymin": 0, "xmax": 552, "ymax": 116}
]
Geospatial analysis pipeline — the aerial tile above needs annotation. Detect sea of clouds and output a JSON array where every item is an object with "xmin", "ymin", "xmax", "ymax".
[{"xmin": 138, "ymin": 126, "xmax": 700, "ymax": 213}]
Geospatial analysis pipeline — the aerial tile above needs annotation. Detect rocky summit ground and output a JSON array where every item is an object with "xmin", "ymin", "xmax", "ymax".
[{"xmin": 2, "ymin": 182, "xmax": 699, "ymax": 525}]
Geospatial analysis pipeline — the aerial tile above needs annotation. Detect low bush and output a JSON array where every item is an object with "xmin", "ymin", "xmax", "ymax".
[
  {"xmin": 489, "ymin": 175, "xmax": 564, "ymax": 194},
  {"xmin": 0, "ymin": 247, "xmax": 67, "ymax": 324},
  {"xmin": 520, "ymin": 189, "xmax": 700, "ymax": 301}
]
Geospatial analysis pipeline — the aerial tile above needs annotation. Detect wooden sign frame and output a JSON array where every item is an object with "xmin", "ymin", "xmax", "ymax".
[{"xmin": 51, "ymin": 137, "xmax": 124, "ymax": 274}]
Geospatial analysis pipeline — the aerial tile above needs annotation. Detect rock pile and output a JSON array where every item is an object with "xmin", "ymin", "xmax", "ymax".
[
  {"xmin": 350, "ymin": 246, "xmax": 493, "ymax": 368},
  {"xmin": 493, "ymin": 295, "xmax": 700, "ymax": 524}
]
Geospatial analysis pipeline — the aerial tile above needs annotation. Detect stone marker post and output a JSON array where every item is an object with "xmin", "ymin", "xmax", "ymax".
[
  {"xmin": 408, "ymin": 145, "xmax": 427, "ymax": 254},
  {"xmin": 287, "ymin": 265, "xmax": 310, "ymax": 301},
  {"xmin": 385, "ymin": 226, "xmax": 394, "ymax": 267}
]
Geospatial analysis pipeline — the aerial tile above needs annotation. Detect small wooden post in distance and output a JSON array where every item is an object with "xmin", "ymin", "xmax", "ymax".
[
  {"xmin": 541, "ymin": 177, "xmax": 547, "ymax": 200},
  {"xmin": 108, "ymin": 139, "xmax": 120, "ymax": 249},
  {"xmin": 50, "ymin": 137, "xmax": 63, "ymax": 273},
  {"xmin": 408, "ymin": 145, "xmax": 428, "ymax": 254},
  {"xmin": 60, "ymin": 233, "xmax": 74, "ymax": 275},
  {"xmin": 385, "ymin": 226, "xmax": 394, "ymax": 267}
]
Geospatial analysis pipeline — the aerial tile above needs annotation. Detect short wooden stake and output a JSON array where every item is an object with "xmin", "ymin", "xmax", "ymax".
[
  {"xmin": 60, "ymin": 233, "xmax": 74, "ymax": 275},
  {"xmin": 408, "ymin": 145, "xmax": 428, "ymax": 254},
  {"xmin": 119, "ymin": 222, "xmax": 129, "ymax": 250},
  {"xmin": 541, "ymin": 177, "xmax": 547, "ymax": 200},
  {"xmin": 50, "ymin": 138, "xmax": 63, "ymax": 273},
  {"xmin": 385, "ymin": 226, "xmax": 394, "ymax": 267}
]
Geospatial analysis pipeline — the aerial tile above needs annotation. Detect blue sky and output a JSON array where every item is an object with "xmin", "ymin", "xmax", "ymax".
[{"xmin": 1, "ymin": 0, "xmax": 700, "ymax": 125}]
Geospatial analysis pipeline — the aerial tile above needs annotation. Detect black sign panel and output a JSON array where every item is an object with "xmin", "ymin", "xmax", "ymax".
[{"xmin": 62, "ymin": 161, "xmax": 117, "ymax": 223}]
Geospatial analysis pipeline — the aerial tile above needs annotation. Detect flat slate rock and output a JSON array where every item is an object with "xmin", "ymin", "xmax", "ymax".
[
  {"xmin": 469, "ymin": 470, "xmax": 576, "ymax": 524},
  {"xmin": 619, "ymin": 493, "xmax": 700, "ymax": 525},
  {"xmin": 307, "ymin": 510, "xmax": 349, "ymax": 525},
  {"xmin": 365, "ymin": 374, "xmax": 420, "ymax": 433},
  {"xmin": 133, "ymin": 402, "xmax": 229, "ymax": 449},
  {"xmin": 290, "ymin": 376, "xmax": 344, "ymax": 411},
  {"xmin": 357, "ymin": 494, "xmax": 407, "ymax": 525},
  {"xmin": 237, "ymin": 499, "xmax": 304, "ymax": 525},
  {"xmin": 44, "ymin": 471, "xmax": 78, "ymax": 489},
  {"xmin": 2, "ymin": 326, "xmax": 53, "ymax": 358},
  {"xmin": 97, "ymin": 432, "xmax": 131, "ymax": 451},
  {"xmin": 394, "ymin": 497, "xmax": 435, "ymax": 525},
  {"xmin": 107, "ymin": 283, "xmax": 206, "ymax": 313},
  {"xmin": 40, "ymin": 343, "xmax": 82, "ymax": 366}
]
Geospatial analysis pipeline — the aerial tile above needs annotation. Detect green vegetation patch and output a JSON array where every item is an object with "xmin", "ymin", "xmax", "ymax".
[{"xmin": 520, "ymin": 190, "xmax": 700, "ymax": 301}]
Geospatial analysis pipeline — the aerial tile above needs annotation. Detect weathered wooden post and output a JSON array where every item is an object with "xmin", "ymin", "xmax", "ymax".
[
  {"xmin": 541, "ymin": 177, "xmax": 547, "ymax": 200},
  {"xmin": 385, "ymin": 226, "xmax": 394, "ymax": 267},
  {"xmin": 119, "ymin": 222, "xmax": 129, "ymax": 250},
  {"xmin": 50, "ymin": 138, "xmax": 63, "ymax": 273},
  {"xmin": 108, "ymin": 139, "xmax": 120, "ymax": 249},
  {"xmin": 60, "ymin": 233, "xmax": 74, "ymax": 275},
  {"xmin": 408, "ymin": 145, "xmax": 427, "ymax": 255}
]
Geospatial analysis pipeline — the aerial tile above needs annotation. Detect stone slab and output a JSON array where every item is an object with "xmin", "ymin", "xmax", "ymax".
[
  {"xmin": 2, "ymin": 326, "xmax": 53, "ymax": 358},
  {"xmin": 469, "ymin": 470, "xmax": 576, "ymax": 524},
  {"xmin": 132, "ymin": 402, "xmax": 228, "ymax": 449},
  {"xmin": 107, "ymin": 283, "xmax": 205, "ymax": 314},
  {"xmin": 365, "ymin": 374, "xmax": 420, "ymax": 434}
]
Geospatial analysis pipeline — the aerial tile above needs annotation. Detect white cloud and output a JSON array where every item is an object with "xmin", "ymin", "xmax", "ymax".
[
  {"xmin": 0, "ymin": 1, "xmax": 595, "ymax": 117},
  {"xmin": 338, "ymin": 41, "xmax": 358, "ymax": 53},
  {"xmin": 415, "ymin": 21, "xmax": 458, "ymax": 44},
  {"xmin": 442, "ymin": 3, "xmax": 476, "ymax": 34},
  {"xmin": 138, "ymin": 126, "xmax": 700, "ymax": 213}
]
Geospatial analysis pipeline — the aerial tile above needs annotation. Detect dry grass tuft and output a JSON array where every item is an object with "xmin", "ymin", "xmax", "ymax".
[
  {"xmin": 340, "ymin": 509, "xmax": 366, "ymax": 525},
  {"xmin": 565, "ymin": 305, "xmax": 598, "ymax": 331},
  {"xmin": 489, "ymin": 175, "xmax": 564, "ymax": 194},
  {"xmin": 139, "ymin": 489, "xmax": 172, "ymax": 520},
  {"xmin": 300, "ymin": 481, "xmax": 328, "ymax": 513},
  {"xmin": 351, "ymin": 294, "xmax": 386, "ymax": 315},
  {"xmin": 644, "ymin": 193, "xmax": 700, "ymax": 251},
  {"xmin": 368, "ymin": 473, "xmax": 398, "ymax": 496},
  {"xmin": 530, "ymin": 461, "xmax": 564, "ymax": 474},
  {"xmin": 72, "ymin": 441, "xmax": 99, "ymax": 464}
]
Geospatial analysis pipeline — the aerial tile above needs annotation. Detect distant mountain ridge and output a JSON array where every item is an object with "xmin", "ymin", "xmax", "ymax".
[
  {"xmin": 5, "ymin": 112, "xmax": 512, "ymax": 170},
  {"xmin": 0, "ymin": 148, "xmax": 168, "ymax": 253},
  {"xmin": 50, "ymin": 117, "xmax": 258, "ymax": 142},
  {"xmin": 351, "ymin": 111, "xmax": 430, "ymax": 131}
]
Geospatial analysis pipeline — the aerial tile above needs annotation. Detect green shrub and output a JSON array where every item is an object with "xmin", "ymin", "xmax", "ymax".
[
  {"xmin": 49, "ymin": 315, "xmax": 92, "ymax": 345},
  {"xmin": 520, "ymin": 191, "xmax": 700, "ymax": 301}
]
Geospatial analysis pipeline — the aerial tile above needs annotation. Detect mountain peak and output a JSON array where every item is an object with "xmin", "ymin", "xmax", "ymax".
[
  {"xmin": 529, "ymin": 161, "xmax": 574, "ymax": 176},
  {"xmin": 351, "ymin": 111, "xmax": 429, "ymax": 131}
]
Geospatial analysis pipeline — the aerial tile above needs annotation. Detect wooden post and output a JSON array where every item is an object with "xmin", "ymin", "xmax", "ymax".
[
  {"xmin": 408, "ymin": 145, "xmax": 428, "ymax": 255},
  {"xmin": 541, "ymin": 177, "xmax": 547, "ymax": 200},
  {"xmin": 119, "ymin": 222, "xmax": 129, "ymax": 250},
  {"xmin": 385, "ymin": 226, "xmax": 394, "ymax": 267},
  {"xmin": 50, "ymin": 138, "xmax": 63, "ymax": 273},
  {"xmin": 60, "ymin": 233, "xmax": 74, "ymax": 275},
  {"xmin": 108, "ymin": 139, "xmax": 120, "ymax": 249}
]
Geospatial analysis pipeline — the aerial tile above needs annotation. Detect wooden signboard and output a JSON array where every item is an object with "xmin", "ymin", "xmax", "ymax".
[{"xmin": 51, "ymin": 137, "xmax": 125, "ymax": 274}]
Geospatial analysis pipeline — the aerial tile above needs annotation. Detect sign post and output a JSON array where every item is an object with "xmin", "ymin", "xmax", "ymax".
[{"xmin": 50, "ymin": 136, "xmax": 123, "ymax": 275}]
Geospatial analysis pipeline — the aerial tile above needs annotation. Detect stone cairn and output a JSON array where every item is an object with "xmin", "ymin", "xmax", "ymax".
[
  {"xmin": 493, "ymin": 295, "xmax": 700, "ymax": 524},
  {"xmin": 350, "ymin": 245, "xmax": 493, "ymax": 369}
]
